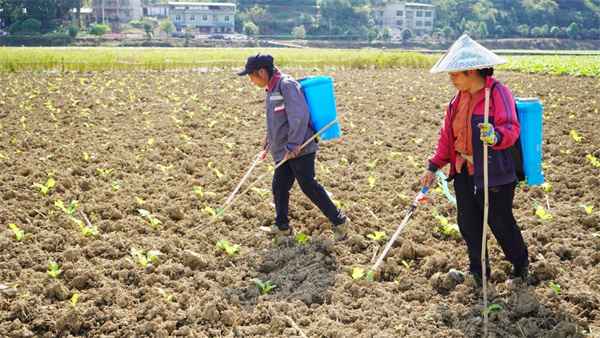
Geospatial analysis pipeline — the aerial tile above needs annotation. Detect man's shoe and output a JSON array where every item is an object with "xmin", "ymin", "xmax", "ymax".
[
  {"xmin": 258, "ymin": 225, "xmax": 291, "ymax": 236},
  {"xmin": 333, "ymin": 217, "xmax": 350, "ymax": 242},
  {"xmin": 449, "ymin": 268, "xmax": 482, "ymax": 287},
  {"xmin": 509, "ymin": 265, "xmax": 529, "ymax": 281}
]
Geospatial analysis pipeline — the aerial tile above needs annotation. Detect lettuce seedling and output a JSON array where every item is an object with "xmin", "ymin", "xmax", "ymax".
[
  {"xmin": 34, "ymin": 178, "xmax": 55, "ymax": 195},
  {"xmin": 580, "ymin": 205, "xmax": 594, "ymax": 214},
  {"xmin": 250, "ymin": 278, "xmax": 277, "ymax": 293},
  {"xmin": 47, "ymin": 259, "xmax": 63, "ymax": 278},
  {"xmin": 55, "ymin": 200, "xmax": 79, "ymax": 215},
  {"xmin": 193, "ymin": 186, "xmax": 216, "ymax": 198},
  {"xmin": 215, "ymin": 239, "xmax": 240, "ymax": 256},
  {"xmin": 251, "ymin": 187, "xmax": 269, "ymax": 198},
  {"xmin": 296, "ymin": 233, "xmax": 308, "ymax": 244},
  {"xmin": 135, "ymin": 196, "xmax": 145, "ymax": 207},
  {"xmin": 407, "ymin": 155, "xmax": 419, "ymax": 168},
  {"xmin": 71, "ymin": 294, "xmax": 80, "ymax": 308},
  {"xmin": 157, "ymin": 288, "xmax": 173, "ymax": 302},
  {"xmin": 97, "ymin": 168, "xmax": 114, "ymax": 180},
  {"xmin": 542, "ymin": 183, "xmax": 553, "ymax": 193},
  {"xmin": 130, "ymin": 248, "xmax": 161, "ymax": 267},
  {"xmin": 9, "ymin": 223, "xmax": 25, "ymax": 242},
  {"xmin": 586, "ymin": 154, "xmax": 600, "ymax": 167},
  {"xmin": 367, "ymin": 231, "xmax": 386, "ymax": 241},
  {"xmin": 570, "ymin": 130, "xmax": 584, "ymax": 142},
  {"xmin": 368, "ymin": 176, "xmax": 376, "ymax": 189},
  {"xmin": 534, "ymin": 203, "xmax": 553, "ymax": 220},
  {"xmin": 433, "ymin": 211, "xmax": 460, "ymax": 235},
  {"xmin": 352, "ymin": 268, "xmax": 365, "ymax": 280},
  {"xmin": 202, "ymin": 206, "xmax": 216, "ymax": 217},
  {"xmin": 365, "ymin": 159, "xmax": 378, "ymax": 169},
  {"xmin": 550, "ymin": 282, "xmax": 561, "ymax": 292},
  {"xmin": 137, "ymin": 209, "xmax": 162, "ymax": 227},
  {"xmin": 73, "ymin": 218, "xmax": 98, "ymax": 237},
  {"xmin": 389, "ymin": 152, "xmax": 402, "ymax": 159}
]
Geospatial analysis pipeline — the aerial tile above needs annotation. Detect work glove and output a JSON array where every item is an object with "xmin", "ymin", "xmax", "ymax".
[{"xmin": 478, "ymin": 123, "xmax": 497, "ymax": 145}]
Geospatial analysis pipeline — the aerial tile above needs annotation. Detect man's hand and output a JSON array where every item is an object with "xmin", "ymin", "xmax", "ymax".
[
  {"xmin": 286, "ymin": 147, "xmax": 301, "ymax": 159},
  {"xmin": 478, "ymin": 123, "xmax": 497, "ymax": 145}
]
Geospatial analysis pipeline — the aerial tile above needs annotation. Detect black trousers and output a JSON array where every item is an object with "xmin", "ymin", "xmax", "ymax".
[
  {"xmin": 272, "ymin": 152, "xmax": 345, "ymax": 230},
  {"xmin": 453, "ymin": 164, "xmax": 530, "ymax": 277}
]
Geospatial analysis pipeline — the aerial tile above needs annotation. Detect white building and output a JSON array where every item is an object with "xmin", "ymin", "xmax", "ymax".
[
  {"xmin": 168, "ymin": 2, "xmax": 235, "ymax": 34},
  {"xmin": 90, "ymin": 0, "xmax": 142, "ymax": 22},
  {"xmin": 372, "ymin": 2, "xmax": 436, "ymax": 38}
]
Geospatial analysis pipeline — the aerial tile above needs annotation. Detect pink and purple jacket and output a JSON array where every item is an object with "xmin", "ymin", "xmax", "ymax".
[{"xmin": 427, "ymin": 76, "xmax": 521, "ymax": 188}]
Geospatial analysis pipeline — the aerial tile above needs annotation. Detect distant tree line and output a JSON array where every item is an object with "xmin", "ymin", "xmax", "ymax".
[{"xmin": 1, "ymin": 0, "xmax": 599, "ymax": 41}]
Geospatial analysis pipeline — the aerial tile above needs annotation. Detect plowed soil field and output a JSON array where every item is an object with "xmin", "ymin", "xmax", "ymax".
[{"xmin": 1, "ymin": 68, "xmax": 599, "ymax": 337}]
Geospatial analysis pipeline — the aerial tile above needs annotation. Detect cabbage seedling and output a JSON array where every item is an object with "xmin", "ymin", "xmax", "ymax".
[
  {"xmin": 215, "ymin": 238, "xmax": 240, "ymax": 256},
  {"xmin": 34, "ymin": 178, "xmax": 55, "ymax": 195},
  {"xmin": 250, "ymin": 278, "xmax": 277, "ymax": 293},
  {"xmin": 367, "ymin": 231, "xmax": 386, "ymax": 241},
  {"xmin": 130, "ymin": 248, "xmax": 161, "ymax": 267},
  {"xmin": 71, "ymin": 294, "xmax": 80, "ymax": 308},
  {"xmin": 157, "ymin": 288, "xmax": 173, "ymax": 301},
  {"xmin": 47, "ymin": 259, "xmax": 63, "ymax": 278},
  {"xmin": 9, "ymin": 223, "xmax": 25, "ymax": 242}
]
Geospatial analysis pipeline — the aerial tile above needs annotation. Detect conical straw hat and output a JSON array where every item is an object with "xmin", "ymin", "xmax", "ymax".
[{"xmin": 430, "ymin": 34, "xmax": 507, "ymax": 73}]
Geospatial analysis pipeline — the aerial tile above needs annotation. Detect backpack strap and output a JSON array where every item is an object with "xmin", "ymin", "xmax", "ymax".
[{"xmin": 490, "ymin": 82, "xmax": 526, "ymax": 183}]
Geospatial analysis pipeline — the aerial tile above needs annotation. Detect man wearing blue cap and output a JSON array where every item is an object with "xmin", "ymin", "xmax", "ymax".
[{"xmin": 238, "ymin": 52, "xmax": 350, "ymax": 241}]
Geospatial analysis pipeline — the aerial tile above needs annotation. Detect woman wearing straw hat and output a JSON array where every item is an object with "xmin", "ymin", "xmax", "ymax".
[
  {"xmin": 237, "ymin": 52, "xmax": 350, "ymax": 241},
  {"xmin": 420, "ymin": 35, "xmax": 530, "ymax": 285}
]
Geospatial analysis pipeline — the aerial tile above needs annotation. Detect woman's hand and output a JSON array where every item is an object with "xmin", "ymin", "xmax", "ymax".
[
  {"xmin": 421, "ymin": 170, "xmax": 435, "ymax": 191},
  {"xmin": 286, "ymin": 147, "xmax": 301, "ymax": 159},
  {"xmin": 261, "ymin": 135, "xmax": 270, "ymax": 152}
]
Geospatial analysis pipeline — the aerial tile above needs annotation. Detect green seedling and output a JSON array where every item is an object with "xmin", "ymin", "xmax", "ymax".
[
  {"xmin": 319, "ymin": 163, "xmax": 331, "ymax": 173},
  {"xmin": 97, "ymin": 168, "xmax": 114, "ymax": 180},
  {"xmin": 586, "ymin": 154, "xmax": 600, "ymax": 167},
  {"xmin": 72, "ymin": 218, "xmax": 98, "ymax": 237},
  {"xmin": 213, "ymin": 168, "xmax": 223, "ymax": 179},
  {"xmin": 111, "ymin": 181, "xmax": 121, "ymax": 191},
  {"xmin": 130, "ymin": 248, "xmax": 161, "ymax": 267},
  {"xmin": 367, "ymin": 231, "xmax": 386, "ymax": 241},
  {"xmin": 365, "ymin": 158, "xmax": 378, "ymax": 169},
  {"xmin": 9, "ymin": 223, "xmax": 25, "ymax": 242},
  {"xmin": 202, "ymin": 206, "xmax": 216, "ymax": 217},
  {"xmin": 340, "ymin": 155, "xmax": 349, "ymax": 164},
  {"xmin": 137, "ymin": 209, "xmax": 162, "ymax": 227},
  {"xmin": 580, "ymin": 205, "xmax": 594, "ymax": 214},
  {"xmin": 71, "ymin": 294, "xmax": 80, "ymax": 308},
  {"xmin": 389, "ymin": 152, "xmax": 402, "ymax": 159},
  {"xmin": 433, "ymin": 211, "xmax": 460, "ymax": 235},
  {"xmin": 368, "ymin": 176, "xmax": 376, "ymax": 189},
  {"xmin": 215, "ymin": 238, "xmax": 240, "ymax": 256},
  {"xmin": 373, "ymin": 140, "xmax": 384, "ymax": 146},
  {"xmin": 296, "ymin": 233, "xmax": 308, "ymax": 244},
  {"xmin": 34, "ymin": 178, "xmax": 55, "ymax": 195},
  {"xmin": 83, "ymin": 152, "xmax": 89, "ymax": 162},
  {"xmin": 193, "ymin": 186, "xmax": 216, "ymax": 198},
  {"xmin": 482, "ymin": 304, "xmax": 502, "ymax": 316},
  {"xmin": 534, "ymin": 203, "xmax": 553, "ymax": 220},
  {"xmin": 570, "ymin": 130, "xmax": 583, "ymax": 142},
  {"xmin": 47, "ymin": 258, "xmax": 63, "ymax": 278},
  {"xmin": 135, "ymin": 196, "xmax": 145, "ymax": 207},
  {"xmin": 250, "ymin": 278, "xmax": 277, "ymax": 293},
  {"xmin": 411, "ymin": 138, "xmax": 423, "ymax": 145},
  {"xmin": 542, "ymin": 183, "xmax": 553, "ymax": 193},
  {"xmin": 251, "ymin": 187, "xmax": 269, "ymax": 198},
  {"xmin": 407, "ymin": 155, "xmax": 419, "ymax": 167},
  {"xmin": 550, "ymin": 282, "xmax": 562, "ymax": 292},
  {"xmin": 158, "ymin": 164, "xmax": 173, "ymax": 172},
  {"xmin": 157, "ymin": 288, "xmax": 173, "ymax": 301},
  {"xmin": 352, "ymin": 267, "xmax": 365, "ymax": 280},
  {"xmin": 54, "ymin": 200, "xmax": 79, "ymax": 216},
  {"xmin": 401, "ymin": 260, "xmax": 413, "ymax": 270}
]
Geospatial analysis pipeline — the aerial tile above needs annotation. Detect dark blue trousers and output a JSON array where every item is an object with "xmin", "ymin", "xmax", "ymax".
[
  {"xmin": 453, "ymin": 165, "xmax": 530, "ymax": 277},
  {"xmin": 272, "ymin": 152, "xmax": 345, "ymax": 230}
]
